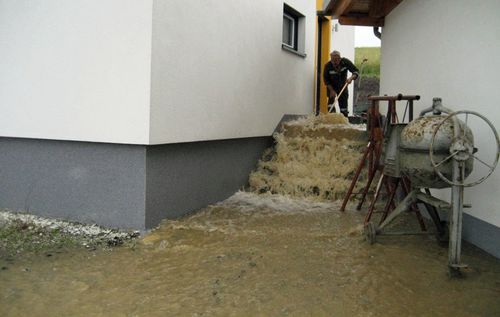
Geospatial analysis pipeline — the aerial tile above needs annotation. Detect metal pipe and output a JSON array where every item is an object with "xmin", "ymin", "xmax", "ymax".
[
  {"xmin": 419, "ymin": 97, "xmax": 454, "ymax": 117},
  {"xmin": 368, "ymin": 94, "xmax": 420, "ymax": 101},
  {"xmin": 379, "ymin": 232, "xmax": 435, "ymax": 236},
  {"xmin": 449, "ymin": 114, "xmax": 465, "ymax": 273}
]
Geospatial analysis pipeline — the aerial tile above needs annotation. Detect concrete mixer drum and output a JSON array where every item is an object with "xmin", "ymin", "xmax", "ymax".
[{"xmin": 399, "ymin": 115, "xmax": 474, "ymax": 188}]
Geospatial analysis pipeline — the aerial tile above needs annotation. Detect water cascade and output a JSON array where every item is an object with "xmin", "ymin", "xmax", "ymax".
[{"xmin": 249, "ymin": 113, "xmax": 367, "ymax": 201}]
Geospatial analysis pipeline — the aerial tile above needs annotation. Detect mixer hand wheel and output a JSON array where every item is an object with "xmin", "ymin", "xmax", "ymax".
[{"xmin": 430, "ymin": 110, "xmax": 500, "ymax": 187}]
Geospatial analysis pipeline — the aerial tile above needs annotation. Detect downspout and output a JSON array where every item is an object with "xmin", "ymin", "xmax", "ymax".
[{"xmin": 373, "ymin": 26, "xmax": 381, "ymax": 39}]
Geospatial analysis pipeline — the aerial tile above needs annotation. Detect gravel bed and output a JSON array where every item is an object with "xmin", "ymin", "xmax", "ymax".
[{"xmin": 0, "ymin": 209, "xmax": 140, "ymax": 257}]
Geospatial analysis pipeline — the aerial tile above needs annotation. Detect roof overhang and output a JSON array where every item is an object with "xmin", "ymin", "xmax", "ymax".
[{"xmin": 323, "ymin": 0, "xmax": 403, "ymax": 27}]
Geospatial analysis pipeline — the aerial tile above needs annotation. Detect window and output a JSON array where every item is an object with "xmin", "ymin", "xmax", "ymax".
[
  {"xmin": 282, "ymin": 12, "xmax": 297, "ymax": 49},
  {"xmin": 282, "ymin": 4, "xmax": 306, "ymax": 57}
]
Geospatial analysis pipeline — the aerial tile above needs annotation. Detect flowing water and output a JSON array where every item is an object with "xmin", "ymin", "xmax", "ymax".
[
  {"xmin": 1, "ymin": 114, "xmax": 500, "ymax": 316},
  {"xmin": 1, "ymin": 192, "xmax": 499, "ymax": 317},
  {"xmin": 249, "ymin": 114, "xmax": 367, "ymax": 201}
]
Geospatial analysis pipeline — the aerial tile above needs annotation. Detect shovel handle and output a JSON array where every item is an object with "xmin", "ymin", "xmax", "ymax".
[{"xmin": 328, "ymin": 81, "xmax": 349, "ymax": 113}]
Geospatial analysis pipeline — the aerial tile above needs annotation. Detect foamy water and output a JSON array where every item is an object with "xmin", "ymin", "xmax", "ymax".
[{"xmin": 249, "ymin": 115, "xmax": 367, "ymax": 201}]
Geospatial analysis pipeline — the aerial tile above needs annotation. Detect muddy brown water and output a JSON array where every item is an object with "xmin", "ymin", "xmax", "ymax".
[{"xmin": 1, "ymin": 192, "xmax": 499, "ymax": 317}]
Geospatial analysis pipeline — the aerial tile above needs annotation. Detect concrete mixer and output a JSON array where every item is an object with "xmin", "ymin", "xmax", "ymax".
[{"xmin": 364, "ymin": 98, "xmax": 499, "ymax": 276}]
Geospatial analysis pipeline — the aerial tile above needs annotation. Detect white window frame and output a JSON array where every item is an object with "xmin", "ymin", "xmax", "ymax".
[
  {"xmin": 282, "ymin": 12, "xmax": 296, "ymax": 49},
  {"xmin": 282, "ymin": 3, "xmax": 306, "ymax": 58}
]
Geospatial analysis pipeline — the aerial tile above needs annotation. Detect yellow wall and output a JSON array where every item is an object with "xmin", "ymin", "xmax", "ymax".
[{"xmin": 315, "ymin": 0, "xmax": 331, "ymax": 113}]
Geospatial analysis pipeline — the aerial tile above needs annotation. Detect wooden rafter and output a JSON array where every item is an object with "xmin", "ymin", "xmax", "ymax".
[
  {"xmin": 326, "ymin": 0, "xmax": 354, "ymax": 18},
  {"xmin": 323, "ymin": 0, "xmax": 402, "ymax": 26},
  {"xmin": 339, "ymin": 16, "xmax": 384, "ymax": 27}
]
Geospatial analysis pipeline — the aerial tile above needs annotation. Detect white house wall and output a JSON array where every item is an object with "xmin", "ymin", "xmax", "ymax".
[
  {"xmin": 380, "ymin": 0, "xmax": 500, "ymax": 226},
  {"xmin": 149, "ymin": 0, "xmax": 316, "ymax": 144},
  {"xmin": 0, "ymin": 0, "xmax": 152, "ymax": 144}
]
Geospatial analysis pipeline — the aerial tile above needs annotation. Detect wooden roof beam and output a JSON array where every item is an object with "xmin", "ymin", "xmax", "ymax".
[{"xmin": 339, "ymin": 16, "xmax": 385, "ymax": 27}]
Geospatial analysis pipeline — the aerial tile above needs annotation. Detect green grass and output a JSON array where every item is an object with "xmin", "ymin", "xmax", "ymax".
[
  {"xmin": 355, "ymin": 47, "xmax": 380, "ymax": 78},
  {"xmin": 0, "ymin": 219, "xmax": 81, "ymax": 258}
]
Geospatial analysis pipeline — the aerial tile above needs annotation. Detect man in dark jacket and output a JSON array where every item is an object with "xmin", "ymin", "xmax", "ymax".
[{"xmin": 323, "ymin": 50, "xmax": 359, "ymax": 116}]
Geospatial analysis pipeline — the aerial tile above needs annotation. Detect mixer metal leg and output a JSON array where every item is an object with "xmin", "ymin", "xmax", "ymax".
[
  {"xmin": 422, "ymin": 188, "xmax": 448, "ymax": 244},
  {"xmin": 364, "ymin": 222, "xmax": 377, "ymax": 244},
  {"xmin": 449, "ymin": 176, "xmax": 466, "ymax": 272},
  {"xmin": 379, "ymin": 177, "xmax": 399, "ymax": 225},
  {"xmin": 364, "ymin": 173, "xmax": 385, "ymax": 224},
  {"xmin": 340, "ymin": 141, "xmax": 374, "ymax": 212},
  {"xmin": 382, "ymin": 177, "xmax": 397, "ymax": 211},
  {"xmin": 401, "ymin": 178, "xmax": 426, "ymax": 231},
  {"xmin": 378, "ymin": 190, "xmax": 417, "ymax": 231},
  {"xmin": 448, "ymin": 114, "xmax": 467, "ymax": 273},
  {"xmin": 356, "ymin": 166, "xmax": 380, "ymax": 211}
]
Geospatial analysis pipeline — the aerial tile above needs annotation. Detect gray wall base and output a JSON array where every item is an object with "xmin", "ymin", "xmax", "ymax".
[
  {"xmin": 462, "ymin": 213, "xmax": 500, "ymax": 259},
  {"xmin": 145, "ymin": 137, "xmax": 272, "ymax": 228},
  {"xmin": 0, "ymin": 138, "xmax": 147, "ymax": 229},
  {"xmin": 0, "ymin": 136, "xmax": 271, "ymax": 230}
]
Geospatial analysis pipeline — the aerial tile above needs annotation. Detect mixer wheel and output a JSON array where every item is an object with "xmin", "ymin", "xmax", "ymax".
[
  {"xmin": 364, "ymin": 222, "xmax": 377, "ymax": 245},
  {"xmin": 430, "ymin": 110, "xmax": 500, "ymax": 187}
]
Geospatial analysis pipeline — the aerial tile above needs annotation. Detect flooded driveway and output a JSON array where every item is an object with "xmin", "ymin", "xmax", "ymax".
[{"xmin": 1, "ymin": 192, "xmax": 499, "ymax": 316}]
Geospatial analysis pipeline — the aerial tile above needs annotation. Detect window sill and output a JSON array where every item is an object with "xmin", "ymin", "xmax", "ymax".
[{"xmin": 281, "ymin": 44, "xmax": 307, "ymax": 58}]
